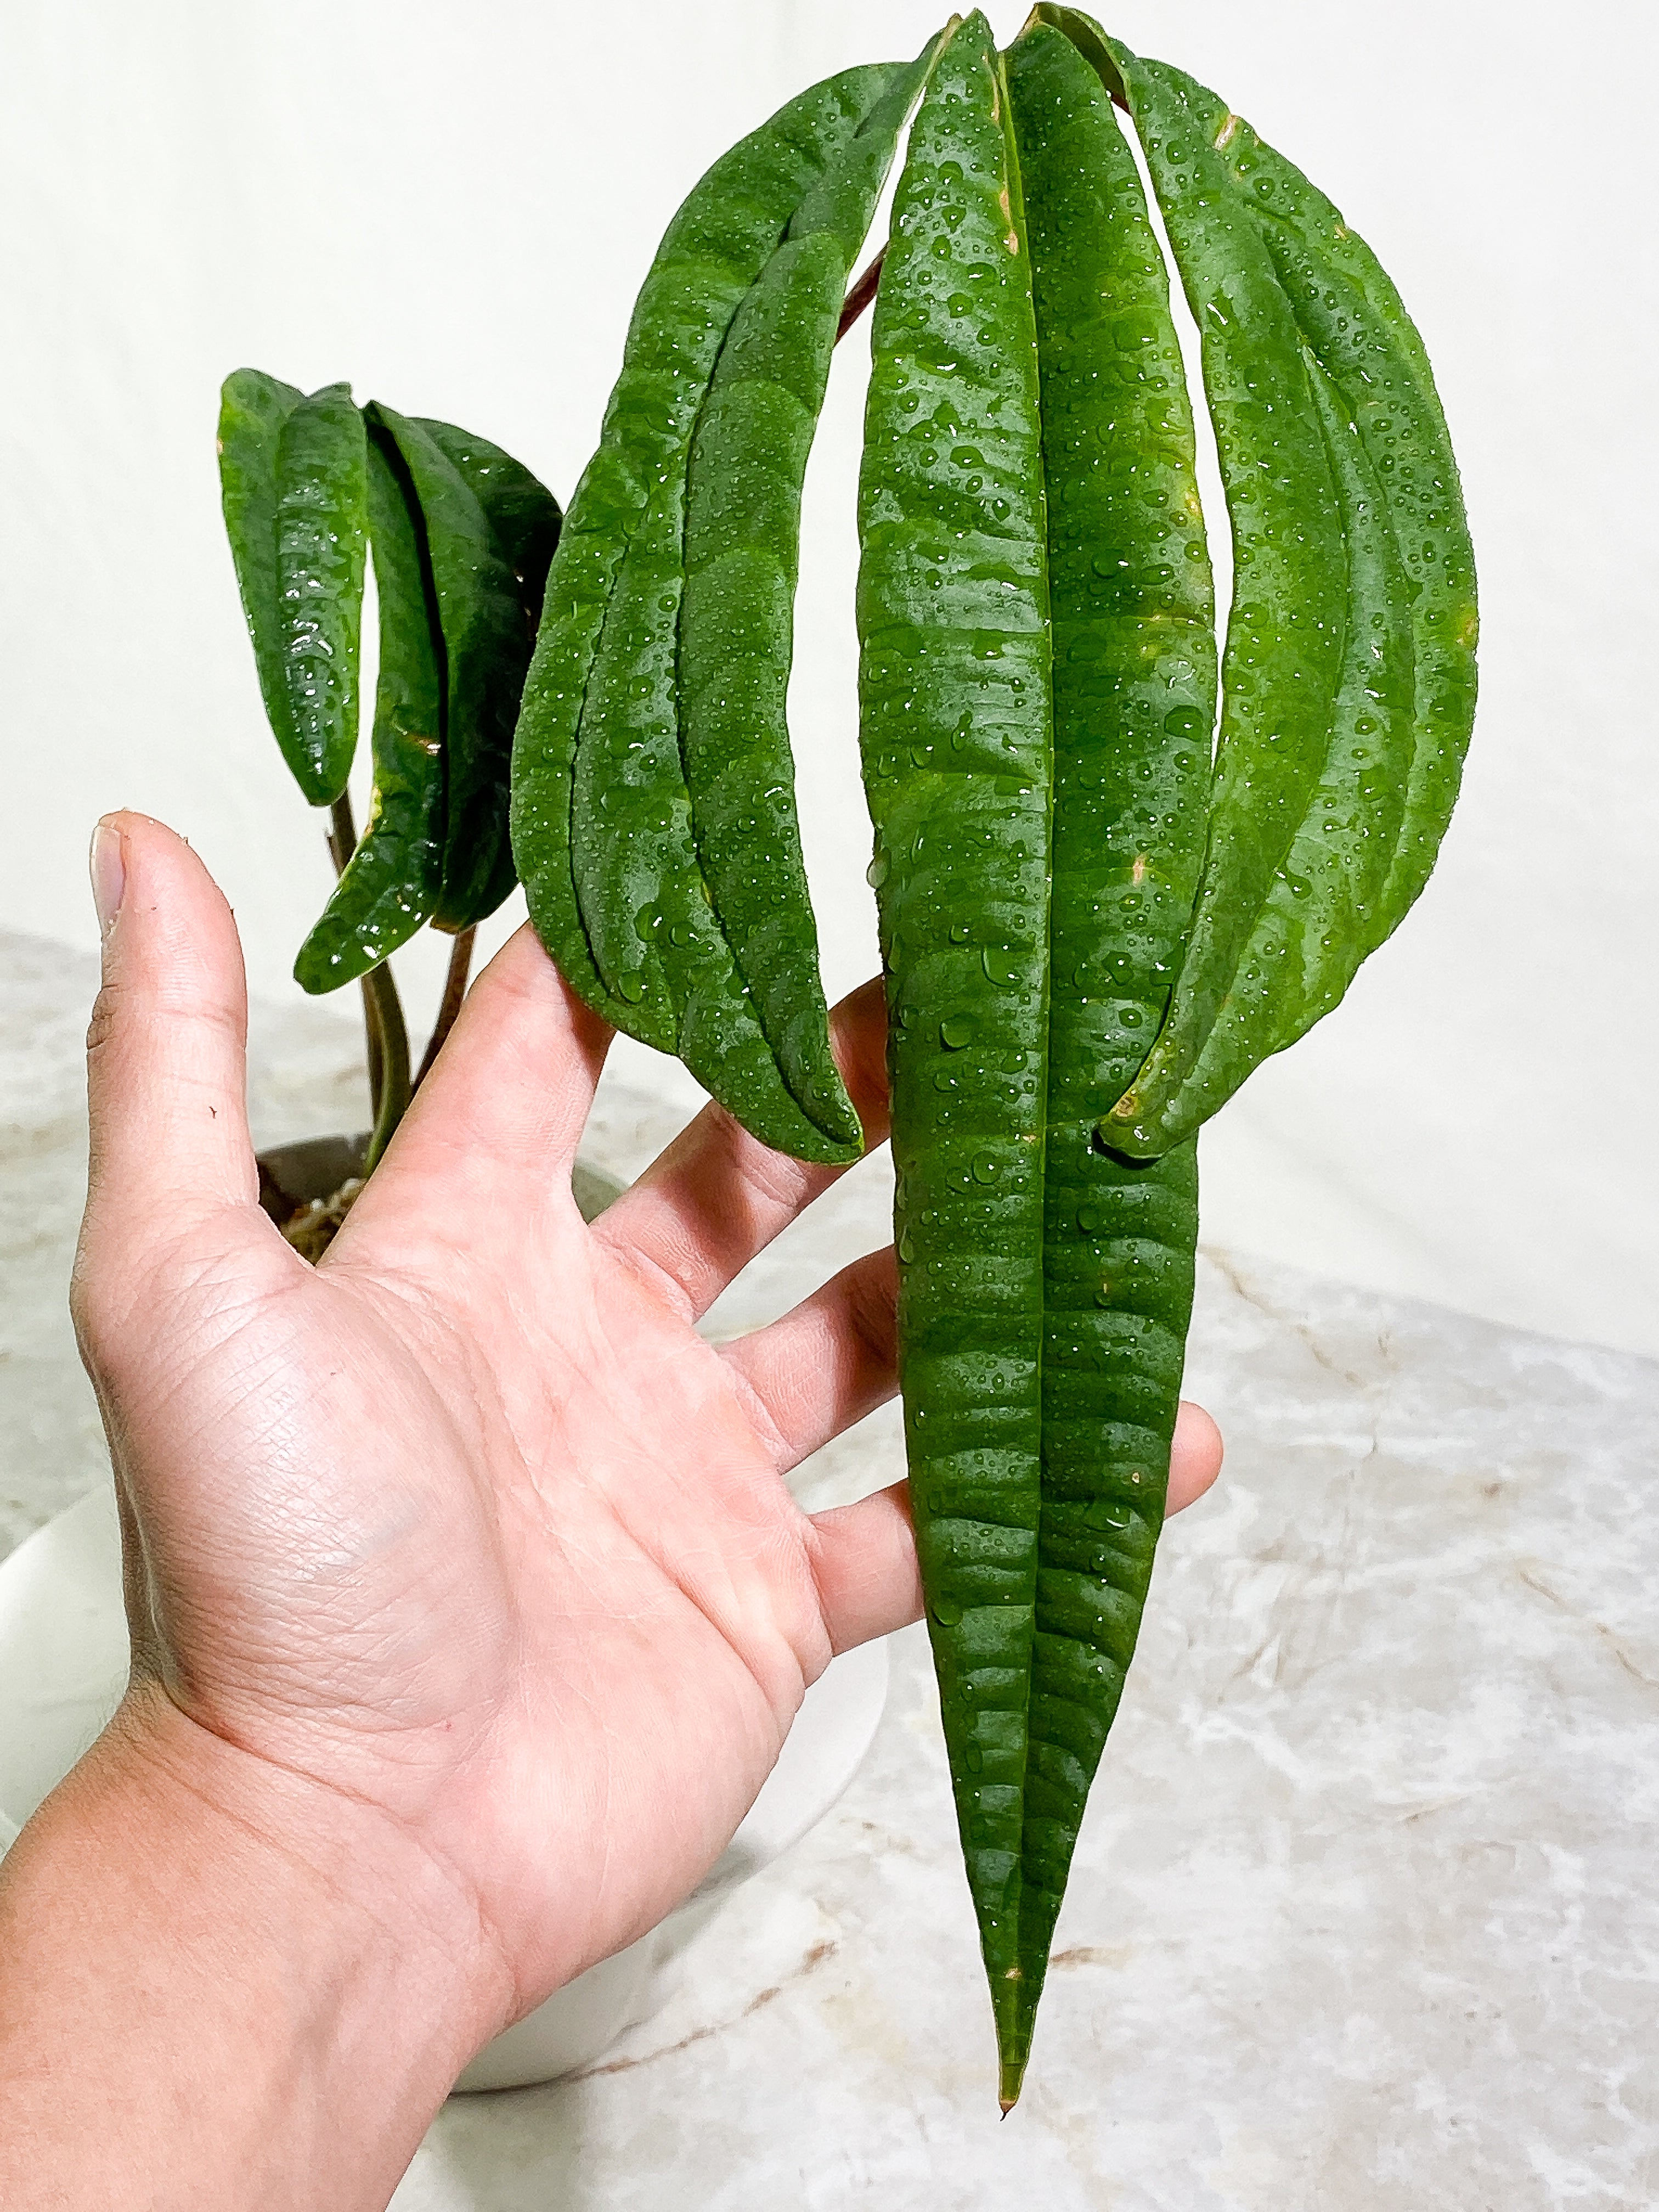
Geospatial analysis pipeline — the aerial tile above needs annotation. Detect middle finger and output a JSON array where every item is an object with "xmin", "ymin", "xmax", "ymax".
[{"xmin": 591, "ymin": 978, "xmax": 889, "ymax": 1320}]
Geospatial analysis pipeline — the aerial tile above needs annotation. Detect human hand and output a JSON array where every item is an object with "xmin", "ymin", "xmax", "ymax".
[{"xmin": 1, "ymin": 808, "xmax": 1221, "ymax": 2201}]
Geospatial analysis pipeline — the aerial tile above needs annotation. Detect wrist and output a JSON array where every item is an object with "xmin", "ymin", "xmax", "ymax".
[
  {"xmin": 108, "ymin": 1679, "xmax": 514, "ymax": 2032},
  {"xmin": 0, "ymin": 1682, "xmax": 514, "ymax": 2208}
]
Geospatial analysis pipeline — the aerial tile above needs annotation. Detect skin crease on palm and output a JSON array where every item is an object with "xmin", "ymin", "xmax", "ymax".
[{"xmin": 42, "ymin": 811, "xmax": 1223, "ymax": 2076}]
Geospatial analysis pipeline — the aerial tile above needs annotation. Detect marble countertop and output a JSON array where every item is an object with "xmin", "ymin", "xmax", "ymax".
[{"xmin": 3, "ymin": 929, "xmax": 1656, "ymax": 2208}]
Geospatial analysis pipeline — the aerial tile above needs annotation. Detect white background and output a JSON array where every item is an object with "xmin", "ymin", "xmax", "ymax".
[{"xmin": 1, "ymin": 1, "xmax": 1654, "ymax": 1356}]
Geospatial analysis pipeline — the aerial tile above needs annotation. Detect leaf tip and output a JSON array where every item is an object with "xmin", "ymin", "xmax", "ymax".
[{"xmin": 997, "ymin": 2049, "xmax": 1028, "ymax": 2113}]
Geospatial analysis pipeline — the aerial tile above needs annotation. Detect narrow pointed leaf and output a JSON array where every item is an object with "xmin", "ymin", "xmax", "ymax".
[
  {"xmin": 273, "ymin": 382, "xmax": 368, "ymax": 805},
  {"xmin": 676, "ymin": 35, "xmax": 951, "ymax": 1150},
  {"xmin": 416, "ymin": 416, "xmax": 563, "ymax": 921},
  {"xmin": 514, "ymin": 58, "xmax": 925, "ymax": 1163},
  {"xmin": 1182, "ymin": 72, "xmax": 1478, "ymax": 943},
  {"xmin": 1073, "ymin": 32, "xmax": 1347, "ymax": 1158},
  {"xmin": 1007, "ymin": 19, "xmax": 1211, "ymax": 2094},
  {"xmin": 217, "ymin": 366, "xmax": 306, "ymax": 785},
  {"xmin": 371, "ymin": 403, "xmax": 536, "ymax": 929},
  {"xmin": 858, "ymin": 12, "xmax": 1207, "ymax": 2104},
  {"xmin": 860, "ymin": 16, "xmax": 1049, "ymax": 2085},
  {"xmin": 1039, "ymin": 14, "xmax": 1476, "ymax": 1153},
  {"xmin": 294, "ymin": 424, "xmax": 446, "ymax": 991}
]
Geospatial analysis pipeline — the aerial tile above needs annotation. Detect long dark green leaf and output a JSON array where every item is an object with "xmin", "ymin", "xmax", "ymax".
[
  {"xmin": 860, "ymin": 16, "xmax": 1051, "ymax": 2082},
  {"xmin": 1173, "ymin": 359, "xmax": 1415, "ymax": 1092},
  {"xmin": 514, "ymin": 59, "xmax": 918, "ymax": 1164},
  {"xmin": 674, "ymin": 40, "xmax": 949, "ymax": 1153},
  {"xmin": 1184, "ymin": 70, "xmax": 1478, "ymax": 945},
  {"xmin": 218, "ymin": 366, "xmax": 306, "ymax": 787},
  {"xmin": 274, "ymin": 383, "xmax": 368, "ymax": 805},
  {"xmin": 858, "ymin": 10, "xmax": 1208, "ymax": 2107},
  {"xmin": 371, "ymin": 404, "xmax": 534, "ymax": 929},
  {"xmin": 1040, "ymin": 13, "xmax": 1476, "ymax": 1153},
  {"xmin": 294, "ymin": 424, "xmax": 446, "ymax": 991},
  {"xmin": 416, "ymin": 416, "xmax": 563, "ymax": 922},
  {"xmin": 1071, "ymin": 32, "xmax": 1347, "ymax": 1159},
  {"xmin": 1008, "ymin": 18, "xmax": 1211, "ymax": 2097}
]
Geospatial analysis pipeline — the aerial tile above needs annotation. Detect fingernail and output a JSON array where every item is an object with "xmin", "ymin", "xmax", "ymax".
[{"xmin": 89, "ymin": 817, "xmax": 126, "ymax": 940}]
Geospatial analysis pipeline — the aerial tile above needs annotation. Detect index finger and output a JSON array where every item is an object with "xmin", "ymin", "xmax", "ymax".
[{"xmin": 348, "ymin": 924, "xmax": 613, "ymax": 1233}]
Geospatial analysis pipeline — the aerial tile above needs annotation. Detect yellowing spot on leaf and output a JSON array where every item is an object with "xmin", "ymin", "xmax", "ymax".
[
  {"xmin": 1214, "ymin": 111, "xmax": 1241, "ymax": 150},
  {"xmin": 998, "ymin": 184, "xmax": 1019, "ymax": 255},
  {"xmin": 1131, "ymin": 854, "xmax": 1148, "ymax": 885}
]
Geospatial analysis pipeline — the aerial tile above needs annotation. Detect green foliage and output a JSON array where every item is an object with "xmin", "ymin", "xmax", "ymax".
[
  {"xmin": 859, "ymin": 20, "xmax": 1056, "ymax": 2096},
  {"xmin": 292, "ymin": 419, "xmax": 445, "ymax": 991},
  {"xmin": 1051, "ymin": 16, "xmax": 1480, "ymax": 1154},
  {"xmin": 219, "ymin": 379, "xmax": 560, "ymax": 992},
  {"xmin": 222, "ymin": 2, "xmax": 1473, "ymax": 2104},
  {"xmin": 218, "ymin": 367, "xmax": 360, "ymax": 808},
  {"xmin": 371, "ymin": 406, "xmax": 547, "ymax": 932},
  {"xmin": 503, "ymin": 3, "xmax": 1474, "ymax": 2101},
  {"xmin": 270, "ymin": 383, "xmax": 369, "ymax": 809},
  {"xmin": 512, "ymin": 42, "xmax": 951, "ymax": 1164}
]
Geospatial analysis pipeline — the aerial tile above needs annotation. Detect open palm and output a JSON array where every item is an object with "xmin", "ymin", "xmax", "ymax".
[{"xmin": 72, "ymin": 812, "xmax": 1221, "ymax": 2042}]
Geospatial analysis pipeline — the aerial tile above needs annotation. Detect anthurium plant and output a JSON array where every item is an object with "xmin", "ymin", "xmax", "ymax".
[
  {"xmin": 218, "ymin": 371, "xmax": 561, "ymax": 1200},
  {"xmin": 220, "ymin": 7, "xmax": 1475, "ymax": 2107}
]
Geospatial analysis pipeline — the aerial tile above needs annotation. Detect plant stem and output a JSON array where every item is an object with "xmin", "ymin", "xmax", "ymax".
[
  {"xmin": 327, "ymin": 791, "xmax": 411, "ymax": 1167},
  {"xmin": 360, "ymin": 960, "xmax": 411, "ymax": 1176},
  {"xmin": 326, "ymin": 794, "xmax": 385, "ymax": 1120},
  {"xmin": 414, "ymin": 926, "xmax": 476, "ymax": 1091},
  {"xmin": 837, "ymin": 247, "xmax": 886, "ymax": 341}
]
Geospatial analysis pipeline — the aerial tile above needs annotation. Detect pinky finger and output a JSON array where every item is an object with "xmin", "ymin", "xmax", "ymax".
[
  {"xmin": 1167, "ymin": 1400, "xmax": 1224, "ymax": 1516},
  {"xmin": 806, "ymin": 1481, "xmax": 922, "ymax": 1657}
]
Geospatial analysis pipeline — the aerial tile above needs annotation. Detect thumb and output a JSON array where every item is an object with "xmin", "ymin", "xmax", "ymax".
[{"xmin": 79, "ymin": 811, "xmax": 260, "ymax": 1260}]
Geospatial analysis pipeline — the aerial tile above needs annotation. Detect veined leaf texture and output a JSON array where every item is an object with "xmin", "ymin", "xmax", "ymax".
[{"xmin": 222, "ymin": 5, "xmax": 1474, "ymax": 2103}]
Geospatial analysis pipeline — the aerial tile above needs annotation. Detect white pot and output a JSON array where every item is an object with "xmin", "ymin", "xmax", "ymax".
[{"xmin": 0, "ymin": 1485, "xmax": 889, "ymax": 2092}]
